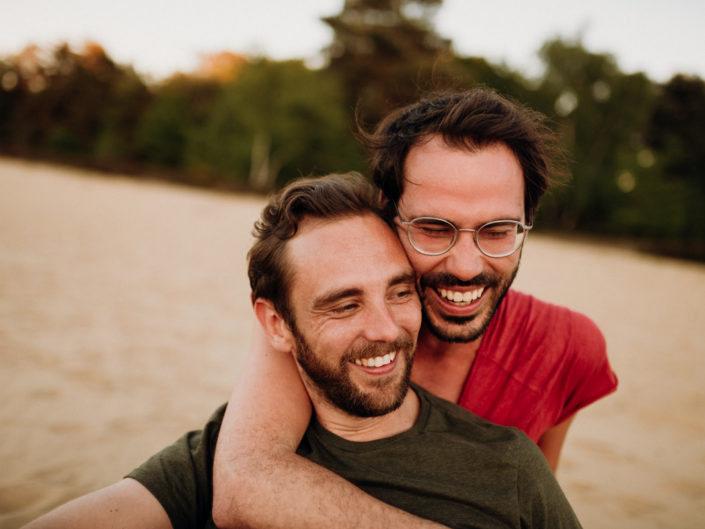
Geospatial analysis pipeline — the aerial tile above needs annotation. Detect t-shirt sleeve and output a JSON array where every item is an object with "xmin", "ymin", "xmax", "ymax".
[
  {"xmin": 125, "ymin": 404, "xmax": 226, "ymax": 529},
  {"xmin": 558, "ymin": 311, "xmax": 618, "ymax": 423},
  {"xmin": 515, "ymin": 440, "xmax": 584, "ymax": 528}
]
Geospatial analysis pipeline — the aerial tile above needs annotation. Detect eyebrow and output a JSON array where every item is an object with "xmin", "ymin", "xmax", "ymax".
[
  {"xmin": 311, "ymin": 271, "xmax": 416, "ymax": 311},
  {"xmin": 398, "ymin": 205, "xmax": 523, "ymax": 225},
  {"xmin": 389, "ymin": 271, "xmax": 417, "ymax": 288},
  {"xmin": 312, "ymin": 287, "xmax": 363, "ymax": 311},
  {"xmin": 405, "ymin": 213, "xmax": 523, "ymax": 224}
]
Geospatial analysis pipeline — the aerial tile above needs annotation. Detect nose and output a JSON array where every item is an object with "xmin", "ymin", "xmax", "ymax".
[
  {"xmin": 443, "ymin": 230, "xmax": 485, "ymax": 280},
  {"xmin": 362, "ymin": 302, "xmax": 402, "ymax": 343}
]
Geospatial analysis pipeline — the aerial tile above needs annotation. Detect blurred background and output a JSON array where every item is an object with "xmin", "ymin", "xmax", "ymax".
[
  {"xmin": 2, "ymin": 2, "xmax": 705, "ymax": 528},
  {"xmin": 2, "ymin": 0, "xmax": 704, "ymax": 261}
]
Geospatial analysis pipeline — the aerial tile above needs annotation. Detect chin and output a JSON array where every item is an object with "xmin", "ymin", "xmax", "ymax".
[{"xmin": 424, "ymin": 308, "xmax": 492, "ymax": 344}]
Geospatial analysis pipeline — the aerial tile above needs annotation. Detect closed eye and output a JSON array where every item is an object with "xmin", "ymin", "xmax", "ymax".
[
  {"xmin": 393, "ymin": 287, "xmax": 414, "ymax": 300},
  {"xmin": 414, "ymin": 223, "xmax": 453, "ymax": 237},
  {"xmin": 483, "ymin": 229, "xmax": 511, "ymax": 239},
  {"xmin": 388, "ymin": 277, "xmax": 418, "ymax": 304},
  {"xmin": 330, "ymin": 302, "xmax": 359, "ymax": 315}
]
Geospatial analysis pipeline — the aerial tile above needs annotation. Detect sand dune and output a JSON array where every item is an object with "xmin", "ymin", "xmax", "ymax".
[{"xmin": 1, "ymin": 157, "xmax": 703, "ymax": 528}]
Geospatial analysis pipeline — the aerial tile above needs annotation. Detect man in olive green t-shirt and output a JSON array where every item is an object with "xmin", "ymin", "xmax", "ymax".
[{"xmin": 23, "ymin": 174, "xmax": 581, "ymax": 529}]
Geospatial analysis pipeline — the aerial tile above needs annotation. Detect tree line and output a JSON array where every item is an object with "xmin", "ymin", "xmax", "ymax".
[{"xmin": 1, "ymin": 0, "xmax": 704, "ymax": 260}]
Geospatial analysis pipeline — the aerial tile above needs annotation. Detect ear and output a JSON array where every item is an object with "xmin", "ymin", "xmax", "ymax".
[
  {"xmin": 378, "ymin": 189, "xmax": 390, "ymax": 209},
  {"xmin": 253, "ymin": 298, "xmax": 295, "ymax": 353}
]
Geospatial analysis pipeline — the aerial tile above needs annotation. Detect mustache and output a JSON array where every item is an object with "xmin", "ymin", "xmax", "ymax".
[
  {"xmin": 343, "ymin": 333, "xmax": 416, "ymax": 362},
  {"xmin": 420, "ymin": 272, "xmax": 499, "ymax": 289}
]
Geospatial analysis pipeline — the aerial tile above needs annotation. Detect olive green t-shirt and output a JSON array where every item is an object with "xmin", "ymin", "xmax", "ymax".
[{"xmin": 128, "ymin": 384, "xmax": 582, "ymax": 529}]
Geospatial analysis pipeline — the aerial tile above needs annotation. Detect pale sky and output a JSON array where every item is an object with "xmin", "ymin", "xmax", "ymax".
[{"xmin": 1, "ymin": 0, "xmax": 703, "ymax": 82}]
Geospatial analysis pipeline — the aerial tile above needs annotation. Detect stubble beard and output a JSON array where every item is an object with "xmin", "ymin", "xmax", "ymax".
[
  {"xmin": 421, "ymin": 264, "xmax": 519, "ymax": 343},
  {"xmin": 292, "ymin": 327, "xmax": 416, "ymax": 418}
]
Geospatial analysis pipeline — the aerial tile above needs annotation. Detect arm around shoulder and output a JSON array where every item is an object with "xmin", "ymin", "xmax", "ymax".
[
  {"xmin": 212, "ymin": 320, "xmax": 314, "ymax": 526},
  {"xmin": 212, "ymin": 310, "xmax": 450, "ymax": 529}
]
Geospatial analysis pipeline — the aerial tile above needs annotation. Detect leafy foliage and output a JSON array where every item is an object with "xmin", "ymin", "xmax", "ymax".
[
  {"xmin": 1, "ymin": 8, "xmax": 704, "ymax": 260},
  {"xmin": 322, "ymin": 0, "xmax": 451, "ymax": 121}
]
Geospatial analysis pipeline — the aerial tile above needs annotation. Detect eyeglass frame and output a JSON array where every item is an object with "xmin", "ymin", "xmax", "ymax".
[{"xmin": 395, "ymin": 213, "xmax": 533, "ymax": 258}]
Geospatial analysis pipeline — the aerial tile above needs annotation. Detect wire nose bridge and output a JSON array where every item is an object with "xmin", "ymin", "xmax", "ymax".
[{"xmin": 452, "ymin": 227, "xmax": 480, "ymax": 251}]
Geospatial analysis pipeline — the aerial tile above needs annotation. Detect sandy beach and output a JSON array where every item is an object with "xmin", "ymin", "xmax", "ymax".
[{"xmin": 1, "ymin": 157, "xmax": 704, "ymax": 528}]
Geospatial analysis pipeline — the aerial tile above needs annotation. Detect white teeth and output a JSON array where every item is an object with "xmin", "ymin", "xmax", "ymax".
[
  {"xmin": 353, "ymin": 351, "xmax": 396, "ymax": 368},
  {"xmin": 439, "ymin": 287, "xmax": 485, "ymax": 305}
]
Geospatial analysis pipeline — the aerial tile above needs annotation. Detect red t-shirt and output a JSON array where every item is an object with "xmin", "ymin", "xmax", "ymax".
[{"xmin": 457, "ymin": 290, "xmax": 618, "ymax": 442}]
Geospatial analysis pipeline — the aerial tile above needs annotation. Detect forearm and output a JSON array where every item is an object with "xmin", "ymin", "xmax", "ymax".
[
  {"xmin": 537, "ymin": 414, "xmax": 576, "ymax": 472},
  {"xmin": 211, "ymin": 323, "xmax": 447, "ymax": 529},
  {"xmin": 213, "ymin": 445, "xmax": 448, "ymax": 529}
]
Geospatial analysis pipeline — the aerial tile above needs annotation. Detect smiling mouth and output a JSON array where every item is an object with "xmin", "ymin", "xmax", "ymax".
[
  {"xmin": 353, "ymin": 351, "xmax": 397, "ymax": 368},
  {"xmin": 437, "ymin": 287, "xmax": 485, "ymax": 306}
]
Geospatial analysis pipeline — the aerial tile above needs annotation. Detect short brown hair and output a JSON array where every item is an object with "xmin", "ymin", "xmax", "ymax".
[
  {"xmin": 248, "ymin": 172, "xmax": 382, "ymax": 325},
  {"xmin": 358, "ymin": 88, "xmax": 562, "ymax": 221}
]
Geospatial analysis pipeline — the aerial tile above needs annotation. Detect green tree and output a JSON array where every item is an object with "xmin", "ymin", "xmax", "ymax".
[
  {"xmin": 533, "ymin": 38, "xmax": 657, "ymax": 235},
  {"xmin": 0, "ymin": 43, "xmax": 150, "ymax": 164},
  {"xmin": 135, "ymin": 76, "xmax": 219, "ymax": 168},
  {"xmin": 187, "ymin": 59, "xmax": 364, "ymax": 189},
  {"xmin": 322, "ymin": 0, "xmax": 451, "ymax": 122},
  {"xmin": 643, "ymin": 74, "xmax": 705, "ymax": 257}
]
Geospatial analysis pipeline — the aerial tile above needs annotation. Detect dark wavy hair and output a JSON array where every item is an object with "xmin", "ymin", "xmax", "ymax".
[
  {"xmin": 248, "ymin": 172, "xmax": 383, "ymax": 326},
  {"xmin": 358, "ymin": 88, "xmax": 564, "ymax": 222}
]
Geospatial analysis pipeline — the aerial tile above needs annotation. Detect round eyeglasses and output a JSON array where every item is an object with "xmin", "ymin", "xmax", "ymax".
[{"xmin": 397, "ymin": 215, "xmax": 532, "ymax": 258}]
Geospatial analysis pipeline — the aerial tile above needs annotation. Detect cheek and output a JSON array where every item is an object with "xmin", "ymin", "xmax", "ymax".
[
  {"xmin": 400, "ymin": 241, "xmax": 443, "ymax": 276},
  {"xmin": 493, "ymin": 253, "xmax": 521, "ymax": 277},
  {"xmin": 410, "ymin": 308, "xmax": 423, "ymax": 335},
  {"xmin": 310, "ymin": 325, "xmax": 356, "ymax": 357},
  {"xmin": 398, "ymin": 299, "xmax": 423, "ymax": 336}
]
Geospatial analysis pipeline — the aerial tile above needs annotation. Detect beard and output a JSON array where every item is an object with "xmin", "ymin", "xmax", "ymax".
[
  {"xmin": 420, "ymin": 264, "xmax": 518, "ymax": 343},
  {"xmin": 291, "ymin": 328, "xmax": 416, "ymax": 418}
]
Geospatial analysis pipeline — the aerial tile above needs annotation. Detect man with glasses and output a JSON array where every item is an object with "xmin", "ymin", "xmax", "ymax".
[{"xmin": 211, "ymin": 88, "xmax": 618, "ymax": 529}]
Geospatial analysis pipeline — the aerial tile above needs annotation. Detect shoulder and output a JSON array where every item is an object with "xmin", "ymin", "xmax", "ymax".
[
  {"xmin": 481, "ymin": 289, "xmax": 616, "ymax": 398},
  {"xmin": 125, "ymin": 403, "xmax": 227, "ymax": 529},
  {"xmin": 501, "ymin": 290, "xmax": 601, "ymax": 329},
  {"xmin": 414, "ymin": 384, "xmax": 530, "ymax": 446},
  {"xmin": 491, "ymin": 289, "xmax": 606, "ymax": 358}
]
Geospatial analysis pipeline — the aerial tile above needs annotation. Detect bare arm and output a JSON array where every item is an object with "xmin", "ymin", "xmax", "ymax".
[
  {"xmin": 537, "ymin": 414, "xmax": 576, "ymax": 472},
  {"xmin": 211, "ymin": 319, "xmax": 448, "ymax": 529},
  {"xmin": 21, "ymin": 478, "xmax": 172, "ymax": 529}
]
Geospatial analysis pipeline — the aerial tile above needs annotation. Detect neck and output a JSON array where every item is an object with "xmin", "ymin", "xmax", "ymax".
[
  {"xmin": 312, "ymin": 389, "xmax": 420, "ymax": 442},
  {"xmin": 410, "ymin": 325, "xmax": 482, "ymax": 402}
]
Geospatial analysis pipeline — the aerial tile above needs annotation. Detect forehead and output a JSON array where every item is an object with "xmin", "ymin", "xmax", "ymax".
[
  {"xmin": 286, "ymin": 214, "xmax": 413, "ymax": 302},
  {"xmin": 400, "ymin": 136, "xmax": 525, "ymax": 222}
]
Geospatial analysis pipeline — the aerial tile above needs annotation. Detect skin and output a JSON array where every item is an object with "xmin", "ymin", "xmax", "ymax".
[
  {"xmin": 215, "ymin": 215, "xmax": 449, "ymax": 528},
  {"xmin": 211, "ymin": 218, "xmax": 454, "ymax": 529},
  {"xmin": 397, "ymin": 138, "xmax": 525, "ymax": 349},
  {"xmin": 255, "ymin": 214, "xmax": 423, "ymax": 442},
  {"xmin": 212, "ymin": 137, "xmax": 574, "ymax": 528}
]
